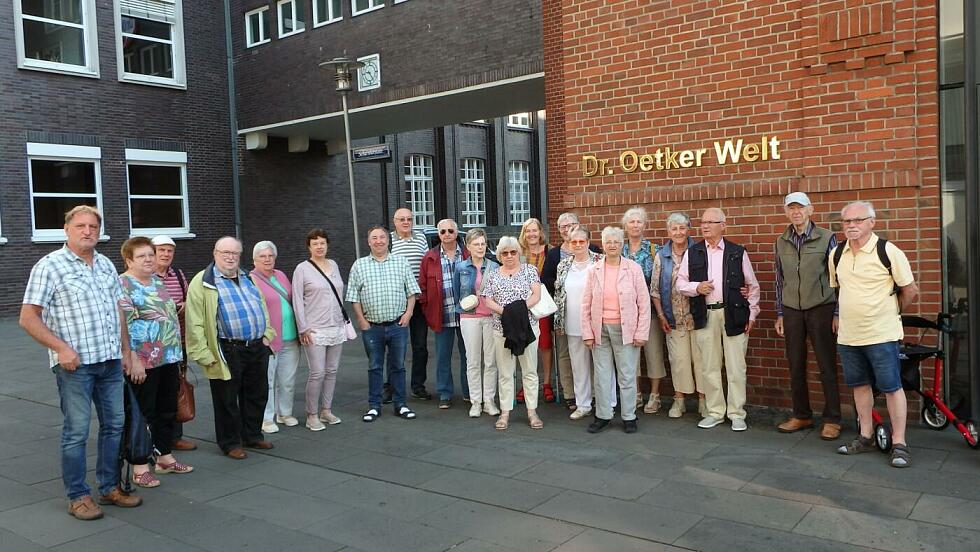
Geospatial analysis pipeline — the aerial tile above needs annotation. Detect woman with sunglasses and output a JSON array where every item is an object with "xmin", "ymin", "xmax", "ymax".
[{"xmin": 518, "ymin": 218, "xmax": 556, "ymax": 404}]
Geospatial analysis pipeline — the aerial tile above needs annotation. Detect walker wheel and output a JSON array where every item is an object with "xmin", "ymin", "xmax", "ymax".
[
  {"xmin": 965, "ymin": 420, "xmax": 980, "ymax": 449},
  {"xmin": 921, "ymin": 403, "xmax": 950, "ymax": 430},
  {"xmin": 874, "ymin": 423, "xmax": 892, "ymax": 453}
]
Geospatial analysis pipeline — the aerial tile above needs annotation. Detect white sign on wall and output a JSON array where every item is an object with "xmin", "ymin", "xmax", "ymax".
[{"xmin": 357, "ymin": 54, "xmax": 380, "ymax": 91}]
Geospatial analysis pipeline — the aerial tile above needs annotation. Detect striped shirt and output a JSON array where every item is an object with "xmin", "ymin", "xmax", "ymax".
[
  {"xmin": 214, "ymin": 267, "xmax": 267, "ymax": 340},
  {"xmin": 346, "ymin": 253, "xmax": 421, "ymax": 323},
  {"xmin": 23, "ymin": 246, "xmax": 125, "ymax": 368},
  {"xmin": 390, "ymin": 231, "xmax": 428, "ymax": 279},
  {"xmin": 156, "ymin": 266, "xmax": 187, "ymax": 341}
]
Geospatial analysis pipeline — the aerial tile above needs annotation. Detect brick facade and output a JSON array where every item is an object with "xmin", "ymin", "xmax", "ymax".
[{"xmin": 545, "ymin": 0, "xmax": 940, "ymax": 413}]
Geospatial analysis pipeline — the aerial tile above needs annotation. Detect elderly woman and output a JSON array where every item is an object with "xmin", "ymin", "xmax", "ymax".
[
  {"xmin": 622, "ymin": 206, "xmax": 667, "ymax": 414},
  {"xmin": 652, "ymin": 213, "xmax": 706, "ymax": 418},
  {"xmin": 582, "ymin": 227, "xmax": 650, "ymax": 434},
  {"xmin": 292, "ymin": 229, "xmax": 349, "ymax": 430},
  {"xmin": 251, "ymin": 241, "xmax": 300, "ymax": 434},
  {"xmin": 518, "ymin": 218, "xmax": 555, "ymax": 404},
  {"xmin": 553, "ymin": 226, "xmax": 601, "ymax": 420},
  {"xmin": 453, "ymin": 228, "xmax": 501, "ymax": 418},
  {"xmin": 481, "ymin": 236, "xmax": 543, "ymax": 430},
  {"xmin": 118, "ymin": 237, "xmax": 193, "ymax": 488}
]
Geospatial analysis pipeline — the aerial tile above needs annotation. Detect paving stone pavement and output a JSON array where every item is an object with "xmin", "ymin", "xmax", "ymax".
[{"xmin": 1, "ymin": 315, "xmax": 979, "ymax": 551}]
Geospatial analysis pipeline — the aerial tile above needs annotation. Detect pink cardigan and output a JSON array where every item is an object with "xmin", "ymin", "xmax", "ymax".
[
  {"xmin": 581, "ymin": 257, "xmax": 651, "ymax": 345},
  {"xmin": 250, "ymin": 268, "xmax": 293, "ymax": 353}
]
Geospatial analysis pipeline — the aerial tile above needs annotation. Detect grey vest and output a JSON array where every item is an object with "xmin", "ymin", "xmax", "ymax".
[{"xmin": 776, "ymin": 224, "xmax": 836, "ymax": 311}]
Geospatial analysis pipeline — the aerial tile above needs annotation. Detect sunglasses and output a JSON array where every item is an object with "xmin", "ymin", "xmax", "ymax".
[
  {"xmin": 499, "ymin": 250, "xmax": 519, "ymax": 257},
  {"xmin": 439, "ymin": 229, "xmax": 456, "ymax": 234}
]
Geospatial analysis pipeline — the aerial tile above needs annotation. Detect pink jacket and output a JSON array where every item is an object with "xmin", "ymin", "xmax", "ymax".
[
  {"xmin": 581, "ymin": 257, "xmax": 651, "ymax": 345},
  {"xmin": 250, "ymin": 268, "xmax": 294, "ymax": 352}
]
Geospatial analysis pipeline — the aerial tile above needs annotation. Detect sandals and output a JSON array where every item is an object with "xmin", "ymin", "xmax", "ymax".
[
  {"xmin": 155, "ymin": 459, "xmax": 193, "ymax": 474},
  {"xmin": 362, "ymin": 408, "xmax": 380, "ymax": 423},
  {"xmin": 564, "ymin": 398, "xmax": 577, "ymax": 411},
  {"xmin": 397, "ymin": 406, "xmax": 416, "ymax": 420},
  {"xmin": 542, "ymin": 384, "xmax": 555, "ymax": 403},
  {"xmin": 132, "ymin": 470, "xmax": 160, "ymax": 488},
  {"xmin": 890, "ymin": 443, "xmax": 912, "ymax": 468},
  {"xmin": 495, "ymin": 415, "xmax": 510, "ymax": 430},
  {"xmin": 528, "ymin": 413, "xmax": 544, "ymax": 430},
  {"xmin": 837, "ymin": 435, "xmax": 876, "ymax": 455}
]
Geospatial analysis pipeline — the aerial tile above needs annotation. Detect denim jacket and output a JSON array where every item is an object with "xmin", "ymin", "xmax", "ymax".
[{"xmin": 452, "ymin": 258, "xmax": 500, "ymax": 314}]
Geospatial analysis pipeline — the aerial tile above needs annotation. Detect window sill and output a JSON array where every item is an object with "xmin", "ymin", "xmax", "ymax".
[
  {"xmin": 352, "ymin": 4, "xmax": 384, "ymax": 17},
  {"xmin": 18, "ymin": 62, "xmax": 99, "ymax": 79},
  {"xmin": 279, "ymin": 28, "xmax": 305, "ymax": 38},
  {"xmin": 313, "ymin": 17, "xmax": 341, "ymax": 28},
  {"xmin": 32, "ymin": 235, "xmax": 110, "ymax": 244},
  {"xmin": 119, "ymin": 75, "xmax": 187, "ymax": 90},
  {"xmin": 247, "ymin": 39, "xmax": 271, "ymax": 48},
  {"xmin": 128, "ymin": 231, "xmax": 196, "ymax": 240},
  {"xmin": 506, "ymin": 125, "xmax": 533, "ymax": 131}
]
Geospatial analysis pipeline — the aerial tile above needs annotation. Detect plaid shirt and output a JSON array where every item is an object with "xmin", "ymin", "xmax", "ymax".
[
  {"xmin": 23, "ymin": 246, "xmax": 126, "ymax": 368},
  {"xmin": 346, "ymin": 253, "xmax": 421, "ymax": 323},
  {"xmin": 214, "ymin": 266, "xmax": 267, "ymax": 340},
  {"xmin": 441, "ymin": 245, "xmax": 462, "ymax": 328}
]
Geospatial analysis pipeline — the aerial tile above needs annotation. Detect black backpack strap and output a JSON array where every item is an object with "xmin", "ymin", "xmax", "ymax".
[
  {"xmin": 832, "ymin": 243, "xmax": 844, "ymax": 271},
  {"xmin": 876, "ymin": 237, "xmax": 892, "ymax": 275}
]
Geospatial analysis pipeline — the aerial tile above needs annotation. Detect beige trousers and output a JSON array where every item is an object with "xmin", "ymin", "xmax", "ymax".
[
  {"xmin": 666, "ymin": 327, "xmax": 703, "ymax": 394},
  {"xmin": 494, "ymin": 325, "xmax": 540, "ymax": 411},
  {"xmin": 642, "ymin": 312, "xmax": 667, "ymax": 380},
  {"xmin": 555, "ymin": 334, "xmax": 574, "ymax": 399},
  {"xmin": 694, "ymin": 309, "xmax": 748, "ymax": 420}
]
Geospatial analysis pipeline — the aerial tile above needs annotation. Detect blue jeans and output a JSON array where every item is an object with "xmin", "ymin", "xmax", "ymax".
[
  {"xmin": 435, "ymin": 326, "xmax": 468, "ymax": 401},
  {"xmin": 363, "ymin": 323, "xmax": 409, "ymax": 409},
  {"xmin": 838, "ymin": 341, "xmax": 902, "ymax": 393},
  {"xmin": 55, "ymin": 359, "xmax": 124, "ymax": 500}
]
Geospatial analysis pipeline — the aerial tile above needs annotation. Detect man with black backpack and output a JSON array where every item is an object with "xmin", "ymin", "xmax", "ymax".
[{"xmin": 831, "ymin": 201, "xmax": 918, "ymax": 468}]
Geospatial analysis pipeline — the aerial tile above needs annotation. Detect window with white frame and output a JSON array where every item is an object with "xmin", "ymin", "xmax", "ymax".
[
  {"xmin": 14, "ymin": 0, "xmax": 100, "ymax": 76},
  {"xmin": 117, "ymin": 0, "xmax": 186, "ymax": 87},
  {"xmin": 126, "ymin": 149, "xmax": 189, "ymax": 235},
  {"xmin": 313, "ymin": 0, "xmax": 341, "ymax": 26},
  {"xmin": 404, "ymin": 155, "xmax": 435, "ymax": 228},
  {"xmin": 507, "ymin": 161, "xmax": 531, "ymax": 226},
  {"xmin": 508, "ymin": 113, "xmax": 532, "ymax": 128},
  {"xmin": 459, "ymin": 159, "xmax": 486, "ymax": 227},
  {"xmin": 352, "ymin": 0, "xmax": 383, "ymax": 17},
  {"xmin": 245, "ymin": 6, "xmax": 270, "ymax": 47},
  {"xmin": 277, "ymin": 0, "xmax": 305, "ymax": 37},
  {"xmin": 27, "ymin": 143, "xmax": 104, "ymax": 241}
]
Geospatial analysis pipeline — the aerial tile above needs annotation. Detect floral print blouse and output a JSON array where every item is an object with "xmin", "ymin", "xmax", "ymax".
[
  {"xmin": 119, "ymin": 274, "xmax": 184, "ymax": 369},
  {"xmin": 481, "ymin": 264, "xmax": 540, "ymax": 334}
]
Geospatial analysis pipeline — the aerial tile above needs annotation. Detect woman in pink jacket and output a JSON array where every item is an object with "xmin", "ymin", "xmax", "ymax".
[{"xmin": 581, "ymin": 226, "xmax": 650, "ymax": 434}]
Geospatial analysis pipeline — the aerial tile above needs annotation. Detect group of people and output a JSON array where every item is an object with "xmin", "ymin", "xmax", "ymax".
[{"xmin": 20, "ymin": 194, "xmax": 919, "ymax": 519}]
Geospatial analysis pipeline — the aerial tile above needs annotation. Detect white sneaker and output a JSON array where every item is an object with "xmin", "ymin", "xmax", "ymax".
[
  {"xmin": 643, "ymin": 394, "xmax": 661, "ymax": 414},
  {"xmin": 483, "ymin": 403, "xmax": 501, "ymax": 416},
  {"xmin": 306, "ymin": 415, "xmax": 325, "ymax": 432},
  {"xmin": 319, "ymin": 410, "xmax": 342, "ymax": 425},
  {"xmin": 469, "ymin": 403, "xmax": 482, "ymax": 418},
  {"xmin": 668, "ymin": 399, "xmax": 685, "ymax": 418},
  {"xmin": 731, "ymin": 418, "xmax": 748, "ymax": 432},
  {"xmin": 698, "ymin": 397, "xmax": 708, "ymax": 417},
  {"xmin": 261, "ymin": 421, "xmax": 279, "ymax": 434},
  {"xmin": 276, "ymin": 415, "xmax": 299, "ymax": 427},
  {"xmin": 698, "ymin": 416, "xmax": 723, "ymax": 429},
  {"xmin": 569, "ymin": 408, "xmax": 591, "ymax": 420}
]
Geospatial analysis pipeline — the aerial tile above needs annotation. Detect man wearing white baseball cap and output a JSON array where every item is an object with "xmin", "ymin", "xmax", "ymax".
[{"xmin": 773, "ymin": 192, "xmax": 843, "ymax": 440}]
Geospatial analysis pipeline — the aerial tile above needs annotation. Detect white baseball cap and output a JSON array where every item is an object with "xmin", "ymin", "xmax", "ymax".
[
  {"xmin": 151, "ymin": 235, "xmax": 176, "ymax": 247},
  {"xmin": 784, "ymin": 192, "xmax": 811, "ymax": 206}
]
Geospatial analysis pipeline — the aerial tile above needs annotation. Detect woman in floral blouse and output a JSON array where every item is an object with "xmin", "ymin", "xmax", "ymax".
[{"xmin": 119, "ymin": 237, "xmax": 193, "ymax": 488}]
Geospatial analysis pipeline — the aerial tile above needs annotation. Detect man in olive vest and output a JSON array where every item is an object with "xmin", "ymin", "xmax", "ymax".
[
  {"xmin": 774, "ymin": 192, "xmax": 842, "ymax": 440},
  {"xmin": 677, "ymin": 207, "xmax": 760, "ymax": 431}
]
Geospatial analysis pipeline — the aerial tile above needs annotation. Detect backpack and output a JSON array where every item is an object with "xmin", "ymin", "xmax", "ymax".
[{"xmin": 831, "ymin": 237, "xmax": 900, "ymax": 296}]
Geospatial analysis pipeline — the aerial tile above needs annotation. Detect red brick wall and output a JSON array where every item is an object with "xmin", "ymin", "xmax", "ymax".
[{"xmin": 545, "ymin": 0, "xmax": 940, "ymax": 414}]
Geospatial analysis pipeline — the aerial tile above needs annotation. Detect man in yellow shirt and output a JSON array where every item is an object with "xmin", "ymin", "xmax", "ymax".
[{"xmin": 829, "ymin": 201, "xmax": 918, "ymax": 467}]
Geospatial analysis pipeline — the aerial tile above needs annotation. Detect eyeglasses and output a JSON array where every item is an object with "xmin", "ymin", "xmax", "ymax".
[
  {"xmin": 499, "ymin": 250, "xmax": 519, "ymax": 257},
  {"xmin": 439, "ymin": 228, "xmax": 456, "ymax": 235},
  {"xmin": 841, "ymin": 217, "xmax": 872, "ymax": 225},
  {"xmin": 569, "ymin": 239, "xmax": 588, "ymax": 245},
  {"xmin": 558, "ymin": 224, "xmax": 573, "ymax": 230},
  {"xmin": 701, "ymin": 220, "xmax": 724, "ymax": 225},
  {"xmin": 394, "ymin": 217, "xmax": 412, "ymax": 222},
  {"xmin": 215, "ymin": 250, "xmax": 241, "ymax": 257}
]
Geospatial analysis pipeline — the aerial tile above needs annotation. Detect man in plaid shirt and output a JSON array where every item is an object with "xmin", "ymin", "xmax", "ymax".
[
  {"xmin": 347, "ymin": 226, "xmax": 421, "ymax": 422},
  {"xmin": 20, "ymin": 206, "xmax": 143, "ymax": 520}
]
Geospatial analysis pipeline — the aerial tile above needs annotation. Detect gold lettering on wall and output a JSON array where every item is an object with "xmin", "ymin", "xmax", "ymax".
[{"xmin": 581, "ymin": 135, "xmax": 782, "ymax": 177}]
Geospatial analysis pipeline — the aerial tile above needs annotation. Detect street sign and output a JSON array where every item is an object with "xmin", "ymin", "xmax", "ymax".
[{"xmin": 351, "ymin": 143, "xmax": 391, "ymax": 162}]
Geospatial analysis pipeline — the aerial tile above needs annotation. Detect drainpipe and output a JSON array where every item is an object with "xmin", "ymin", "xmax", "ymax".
[{"xmin": 223, "ymin": 0, "xmax": 243, "ymax": 239}]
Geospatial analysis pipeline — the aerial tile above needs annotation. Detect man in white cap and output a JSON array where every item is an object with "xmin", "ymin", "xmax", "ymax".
[
  {"xmin": 151, "ymin": 235, "xmax": 196, "ymax": 451},
  {"xmin": 774, "ymin": 192, "xmax": 842, "ymax": 440}
]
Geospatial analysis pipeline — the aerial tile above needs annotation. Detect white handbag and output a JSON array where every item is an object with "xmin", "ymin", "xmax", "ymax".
[{"xmin": 530, "ymin": 285, "xmax": 558, "ymax": 320}]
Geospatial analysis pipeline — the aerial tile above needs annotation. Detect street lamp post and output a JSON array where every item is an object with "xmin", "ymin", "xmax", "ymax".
[{"xmin": 319, "ymin": 57, "xmax": 366, "ymax": 258}]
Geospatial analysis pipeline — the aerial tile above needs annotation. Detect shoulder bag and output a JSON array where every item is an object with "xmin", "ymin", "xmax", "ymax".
[{"xmin": 308, "ymin": 260, "xmax": 357, "ymax": 340}]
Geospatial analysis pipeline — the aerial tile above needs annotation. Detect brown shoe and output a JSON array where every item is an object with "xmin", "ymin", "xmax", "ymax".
[
  {"xmin": 777, "ymin": 417, "xmax": 814, "ymax": 433},
  {"xmin": 820, "ymin": 423, "xmax": 842, "ymax": 441},
  {"xmin": 225, "ymin": 447, "xmax": 248, "ymax": 459},
  {"xmin": 245, "ymin": 440, "xmax": 274, "ymax": 450},
  {"xmin": 172, "ymin": 438, "xmax": 197, "ymax": 451},
  {"xmin": 68, "ymin": 496, "xmax": 103, "ymax": 520},
  {"xmin": 97, "ymin": 487, "xmax": 142, "ymax": 508}
]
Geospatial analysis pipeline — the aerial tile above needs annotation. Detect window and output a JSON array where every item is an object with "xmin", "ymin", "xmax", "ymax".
[
  {"xmin": 313, "ymin": 0, "xmax": 341, "ymax": 26},
  {"xmin": 116, "ymin": 0, "xmax": 186, "ymax": 87},
  {"xmin": 404, "ymin": 155, "xmax": 435, "ymax": 228},
  {"xmin": 27, "ymin": 143, "xmax": 103, "ymax": 242},
  {"xmin": 245, "ymin": 6, "xmax": 270, "ymax": 47},
  {"xmin": 508, "ymin": 113, "xmax": 532, "ymax": 128},
  {"xmin": 126, "ymin": 149, "xmax": 190, "ymax": 236},
  {"xmin": 459, "ymin": 159, "xmax": 486, "ymax": 227},
  {"xmin": 13, "ymin": 0, "xmax": 100, "ymax": 76},
  {"xmin": 351, "ymin": 0, "xmax": 383, "ymax": 17},
  {"xmin": 507, "ymin": 161, "xmax": 531, "ymax": 226},
  {"xmin": 277, "ymin": 0, "xmax": 305, "ymax": 37}
]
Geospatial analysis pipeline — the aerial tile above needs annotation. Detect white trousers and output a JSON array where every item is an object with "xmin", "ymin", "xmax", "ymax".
[
  {"xmin": 566, "ymin": 335, "xmax": 593, "ymax": 410},
  {"xmin": 494, "ymin": 325, "xmax": 539, "ymax": 412},
  {"xmin": 264, "ymin": 338, "xmax": 300, "ymax": 421}
]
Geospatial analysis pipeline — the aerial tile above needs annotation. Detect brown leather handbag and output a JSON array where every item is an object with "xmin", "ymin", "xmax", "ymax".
[{"xmin": 175, "ymin": 363, "xmax": 195, "ymax": 423}]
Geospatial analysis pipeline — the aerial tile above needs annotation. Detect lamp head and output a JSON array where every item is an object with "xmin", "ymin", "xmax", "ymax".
[{"xmin": 318, "ymin": 57, "xmax": 366, "ymax": 93}]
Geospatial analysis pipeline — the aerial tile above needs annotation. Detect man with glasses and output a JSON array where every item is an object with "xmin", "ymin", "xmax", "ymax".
[
  {"xmin": 832, "ymin": 201, "xmax": 918, "ymax": 468},
  {"xmin": 773, "ymin": 192, "xmax": 843, "ymax": 440},
  {"xmin": 418, "ymin": 219, "xmax": 470, "ymax": 408},
  {"xmin": 186, "ymin": 237, "xmax": 276, "ymax": 459},
  {"xmin": 677, "ymin": 207, "xmax": 760, "ymax": 431},
  {"xmin": 389, "ymin": 207, "xmax": 433, "ymax": 402}
]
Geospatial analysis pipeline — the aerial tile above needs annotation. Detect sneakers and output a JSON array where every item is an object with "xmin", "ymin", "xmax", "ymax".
[
  {"xmin": 569, "ymin": 408, "xmax": 592, "ymax": 420},
  {"xmin": 587, "ymin": 418, "xmax": 611, "ymax": 433},
  {"xmin": 306, "ymin": 414, "xmax": 326, "ymax": 431},
  {"xmin": 412, "ymin": 388, "xmax": 432, "ymax": 400},
  {"xmin": 438, "ymin": 399, "xmax": 452, "ymax": 409},
  {"xmin": 643, "ymin": 393, "xmax": 662, "ymax": 414},
  {"xmin": 623, "ymin": 419, "xmax": 638, "ymax": 434},
  {"xmin": 483, "ymin": 403, "xmax": 501, "ymax": 416},
  {"xmin": 668, "ymin": 399, "xmax": 685, "ymax": 418},
  {"xmin": 469, "ymin": 403, "xmax": 482, "ymax": 418},
  {"xmin": 698, "ymin": 416, "xmax": 723, "ymax": 429},
  {"xmin": 98, "ymin": 487, "xmax": 142, "ymax": 508},
  {"xmin": 837, "ymin": 435, "xmax": 876, "ymax": 455},
  {"xmin": 319, "ymin": 410, "xmax": 342, "ymax": 425},
  {"xmin": 276, "ymin": 415, "xmax": 299, "ymax": 427},
  {"xmin": 731, "ymin": 418, "xmax": 748, "ymax": 432},
  {"xmin": 261, "ymin": 421, "xmax": 279, "ymax": 434},
  {"xmin": 68, "ymin": 496, "xmax": 103, "ymax": 520}
]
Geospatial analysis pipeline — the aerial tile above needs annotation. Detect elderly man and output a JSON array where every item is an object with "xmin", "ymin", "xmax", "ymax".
[
  {"xmin": 151, "ymin": 235, "xmax": 197, "ymax": 451},
  {"xmin": 20, "ymin": 205, "xmax": 142, "ymax": 520},
  {"xmin": 832, "ymin": 201, "xmax": 918, "ymax": 468},
  {"xmin": 677, "ymin": 207, "xmax": 761, "ymax": 431},
  {"xmin": 388, "ymin": 207, "xmax": 433, "ymax": 402},
  {"xmin": 186, "ymin": 237, "xmax": 276, "ymax": 460},
  {"xmin": 347, "ymin": 226, "xmax": 422, "ymax": 422},
  {"xmin": 774, "ymin": 192, "xmax": 843, "ymax": 440},
  {"xmin": 418, "ymin": 219, "xmax": 471, "ymax": 410}
]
